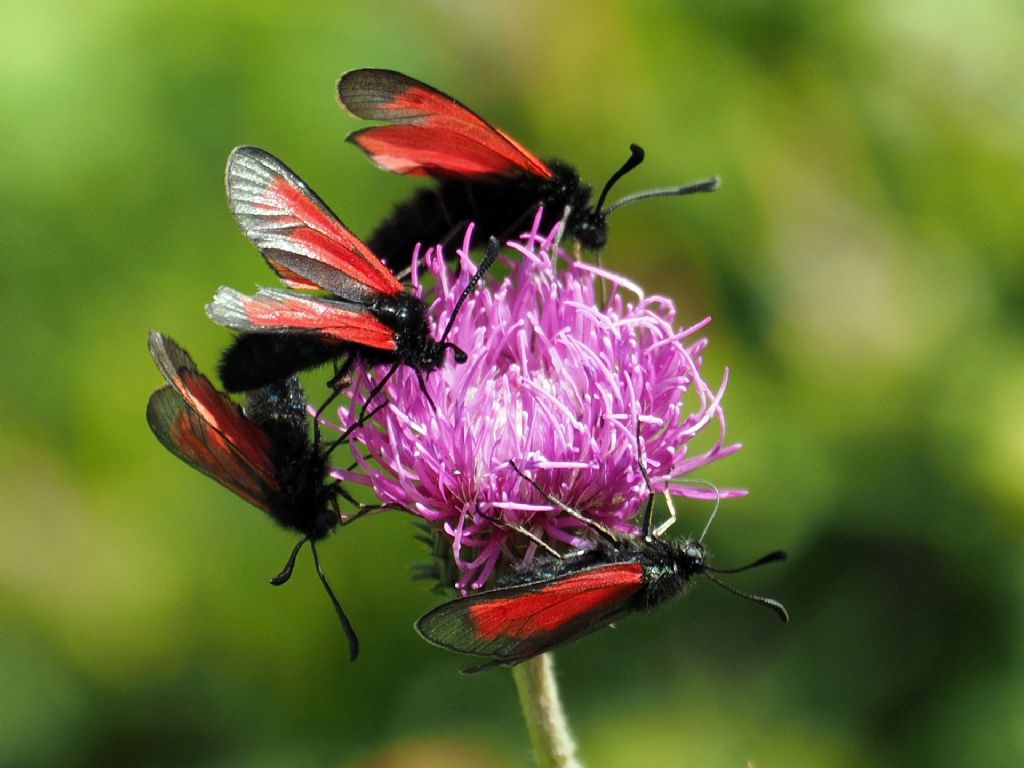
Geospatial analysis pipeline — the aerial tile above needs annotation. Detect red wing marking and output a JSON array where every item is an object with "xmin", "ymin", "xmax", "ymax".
[
  {"xmin": 227, "ymin": 147, "xmax": 403, "ymax": 297},
  {"xmin": 468, "ymin": 563, "xmax": 645, "ymax": 640},
  {"xmin": 347, "ymin": 125, "xmax": 548, "ymax": 178},
  {"xmin": 206, "ymin": 287, "xmax": 398, "ymax": 351},
  {"xmin": 173, "ymin": 371, "xmax": 279, "ymax": 477},
  {"xmin": 265, "ymin": 263, "xmax": 321, "ymax": 291},
  {"xmin": 338, "ymin": 69, "xmax": 552, "ymax": 180},
  {"xmin": 148, "ymin": 332, "xmax": 277, "ymax": 479},
  {"xmin": 150, "ymin": 392, "xmax": 279, "ymax": 511}
]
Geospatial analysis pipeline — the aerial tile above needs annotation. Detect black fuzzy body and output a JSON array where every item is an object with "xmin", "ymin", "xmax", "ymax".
[
  {"xmin": 368, "ymin": 290, "xmax": 449, "ymax": 369},
  {"xmin": 367, "ymin": 161, "xmax": 602, "ymax": 274},
  {"xmin": 243, "ymin": 377, "xmax": 336, "ymax": 540},
  {"xmin": 220, "ymin": 334, "xmax": 351, "ymax": 393},
  {"xmin": 218, "ymin": 290, "xmax": 447, "ymax": 393}
]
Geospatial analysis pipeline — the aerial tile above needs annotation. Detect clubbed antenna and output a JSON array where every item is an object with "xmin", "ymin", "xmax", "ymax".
[
  {"xmin": 269, "ymin": 536, "xmax": 360, "ymax": 660},
  {"xmin": 604, "ymin": 176, "xmax": 720, "ymax": 216},
  {"xmin": 593, "ymin": 144, "xmax": 646, "ymax": 216},
  {"xmin": 706, "ymin": 549, "xmax": 788, "ymax": 574},
  {"xmin": 703, "ymin": 550, "xmax": 789, "ymax": 622},
  {"xmin": 310, "ymin": 539, "xmax": 360, "ymax": 661},
  {"xmin": 437, "ymin": 236, "xmax": 501, "ymax": 356}
]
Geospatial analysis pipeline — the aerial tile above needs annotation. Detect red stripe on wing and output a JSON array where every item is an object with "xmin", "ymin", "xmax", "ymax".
[
  {"xmin": 347, "ymin": 125, "xmax": 548, "ymax": 178},
  {"xmin": 266, "ymin": 263, "xmax": 321, "ymax": 291},
  {"xmin": 148, "ymin": 332, "xmax": 278, "ymax": 479},
  {"xmin": 160, "ymin": 395, "xmax": 280, "ymax": 511},
  {"xmin": 338, "ymin": 69, "xmax": 553, "ymax": 180},
  {"xmin": 175, "ymin": 372, "xmax": 279, "ymax": 479},
  {"xmin": 228, "ymin": 147, "xmax": 403, "ymax": 298},
  {"xmin": 207, "ymin": 287, "xmax": 398, "ymax": 351},
  {"xmin": 469, "ymin": 563, "xmax": 645, "ymax": 641}
]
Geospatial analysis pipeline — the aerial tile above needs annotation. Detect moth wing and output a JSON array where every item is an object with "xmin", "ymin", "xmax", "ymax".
[
  {"xmin": 206, "ymin": 287, "xmax": 399, "ymax": 351},
  {"xmin": 148, "ymin": 332, "xmax": 279, "ymax": 474},
  {"xmin": 227, "ymin": 146, "xmax": 403, "ymax": 298},
  {"xmin": 415, "ymin": 563, "xmax": 645, "ymax": 670},
  {"xmin": 338, "ymin": 68, "xmax": 552, "ymax": 180}
]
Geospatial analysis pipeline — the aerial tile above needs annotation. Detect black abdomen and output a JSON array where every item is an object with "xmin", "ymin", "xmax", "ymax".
[
  {"xmin": 367, "ymin": 163, "xmax": 592, "ymax": 273},
  {"xmin": 218, "ymin": 333, "xmax": 351, "ymax": 392}
]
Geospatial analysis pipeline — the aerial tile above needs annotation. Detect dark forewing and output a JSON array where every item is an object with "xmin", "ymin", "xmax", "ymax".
[
  {"xmin": 227, "ymin": 146, "xmax": 403, "ymax": 298},
  {"xmin": 415, "ymin": 563, "xmax": 645, "ymax": 669},
  {"xmin": 147, "ymin": 332, "xmax": 281, "ymax": 510},
  {"xmin": 338, "ymin": 68, "xmax": 552, "ymax": 180},
  {"xmin": 148, "ymin": 332, "xmax": 278, "ymax": 473},
  {"xmin": 146, "ymin": 387, "xmax": 279, "ymax": 512}
]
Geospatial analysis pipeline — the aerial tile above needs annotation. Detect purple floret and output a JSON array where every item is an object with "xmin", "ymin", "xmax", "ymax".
[{"xmin": 327, "ymin": 213, "xmax": 744, "ymax": 590}]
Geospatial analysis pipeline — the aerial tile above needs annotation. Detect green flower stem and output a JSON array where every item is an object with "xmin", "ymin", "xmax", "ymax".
[{"xmin": 512, "ymin": 654, "xmax": 583, "ymax": 768}]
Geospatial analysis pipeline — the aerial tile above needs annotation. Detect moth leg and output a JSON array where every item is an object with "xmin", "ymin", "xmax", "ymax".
[
  {"xmin": 474, "ymin": 502, "xmax": 562, "ymax": 558},
  {"xmin": 508, "ymin": 460, "xmax": 618, "ymax": 543}
]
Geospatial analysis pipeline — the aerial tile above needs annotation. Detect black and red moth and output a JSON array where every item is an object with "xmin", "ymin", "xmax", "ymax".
[
  {"xmin": 415, "ymin": 491, "xmax": 787, "ymax": 673},
  {"xmin": 208, "ymin": 146, "xmax": 486, "ymax": 394},
  {"xmin": 337, "ymin": 68, "xmax": 719, "ymax": 272},
  {"xmin": 145, "ymin": 331, "xmax": 360, "ymax": 659}
]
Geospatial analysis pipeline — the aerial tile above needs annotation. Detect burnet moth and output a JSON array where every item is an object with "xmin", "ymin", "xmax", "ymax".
[
  {"xmin": 337, "ymin": 68, "xmax": 719, "ymax": 272},
  {"xmin": 207, "ymin": 147, "xmax": 497, "ymax": 409},
  {"xmin": 415, "ymin": 461, "xmax": 787, "ymax": 673},
  {"xmin": 145, "ymin": 331, "xmax": 363, "ymax": 659}
]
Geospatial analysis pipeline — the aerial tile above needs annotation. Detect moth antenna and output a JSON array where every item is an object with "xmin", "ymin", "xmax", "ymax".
[
  {"xmin": 697, "ymin": 481, "xmax": 723, "ymax": 544},
  {"xmin": 703, "ymin": 571, "xmax": 789, "ymax": 623},
  {"xmin": 707, "ymin": 549, "xmax": 788, "ymax": 574},
  {"xmin": 593, "ymin": 144, "xmax": 645, "ymax": 215},
  {"xmin": 309, "ymin": 539, "xmax": 360, "ymax": 661},
  {"xmin": 438, "ymin": 236, "xmax": 500, "ymax": 354},
  {"xmin": 270, "ymin": 537, "xmax": 308, "ymax": 586},
  {"xmin": 604, "ymin": 176, "xmax": 720, "ymax": 216}
]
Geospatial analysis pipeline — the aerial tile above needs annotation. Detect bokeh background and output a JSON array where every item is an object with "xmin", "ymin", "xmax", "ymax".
[{"xmin": 3, "ymin": 1, "xmax": 1023, "ymax": 766}]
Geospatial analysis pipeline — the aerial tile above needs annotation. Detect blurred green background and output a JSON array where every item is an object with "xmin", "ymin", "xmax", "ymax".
[{"xmin": 3, "ymin": 1, "xmax": 1023, "ymax": 766}]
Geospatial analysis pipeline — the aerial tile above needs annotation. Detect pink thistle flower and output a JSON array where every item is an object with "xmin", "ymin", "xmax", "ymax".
[{"xmin": 327, "ymin": 214, "xmax": 744, "ymax": 591}]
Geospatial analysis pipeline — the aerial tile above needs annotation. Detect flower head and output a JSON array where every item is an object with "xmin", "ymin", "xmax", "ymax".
[{"xmin": 328, "ymin": 214, "xmax": 743, "ymax": 591}]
